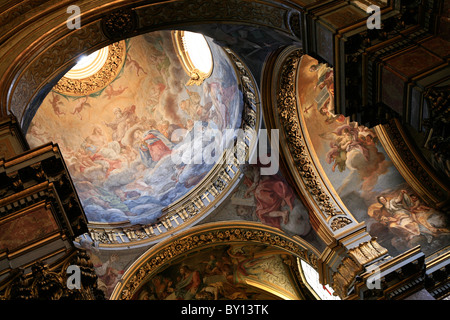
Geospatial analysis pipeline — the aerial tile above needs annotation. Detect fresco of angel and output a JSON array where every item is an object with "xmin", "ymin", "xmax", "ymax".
[{"xmin": 320, "ymin": 122, "xmax": 377, "ymax": 172}]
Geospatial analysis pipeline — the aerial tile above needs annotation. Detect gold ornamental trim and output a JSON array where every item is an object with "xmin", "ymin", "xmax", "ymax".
[
  {"xmin": 1, "ymin": 0, "xmax": 298, "ymax": 124},
  {"xmin": 262, "ymin": 46, "xmax": 358, "ymax": 237},
  {"xmin": 0, "ymin": 249, "xmax": 104, "ymax": 300},
  {"xmin": 110, "ymin": 221, "xmax": 321, "ymax": 300},
  {"xmin": 53, "ymin": 40, "xmax": 126, "ymax": 97}
]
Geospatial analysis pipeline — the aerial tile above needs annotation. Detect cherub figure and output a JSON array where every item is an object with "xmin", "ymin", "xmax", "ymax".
[
  {"xmin": 49, "ymin": 92, "xmax": 66, "ymax": 116},
  {"xmin": 71, "ymin": 96, "xmax": 91, "ymax": 120},
  {"xmin": 104, "ymin": 84, "xmax": 128, "ymax": 100},
  {"xmin": 126, "ymin": 53, "xmax": 147, "ymax": 76}
]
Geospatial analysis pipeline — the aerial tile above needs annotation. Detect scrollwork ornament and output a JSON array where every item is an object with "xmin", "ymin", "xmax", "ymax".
[{"xmin": 276, "ymin": 50, "xmax": 344, "ymax": 222}]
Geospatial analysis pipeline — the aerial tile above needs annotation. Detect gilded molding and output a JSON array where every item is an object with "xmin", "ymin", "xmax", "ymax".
[
  {"xmin": 0, "ymin": 249, "xmax": 105, "ymax": 300},
  {"xmin": 348, "ymin": 239, "xmax": 389, "ymax": 266},
  {"xmin": 277, "ymin": 50, "xmax": 337, "ymax": 219},
  {"xmin": 53, "ymin": 40, "xmax": 127, "ymax": 97},
  {"xmin": 110, "ymin": 221, "xmax": 321, "ymax": 300},
  {"xmin": 265, "ymin": 47, "xmax": 357, "ymax": 235}
]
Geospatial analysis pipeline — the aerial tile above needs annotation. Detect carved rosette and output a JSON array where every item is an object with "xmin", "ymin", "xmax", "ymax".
[
  {"xmin": 110, "ymin": 222, "xmax": 320, "ymax": 300},
  {"xmin": 137, "ymin": 0, "xmax": 287, "ymax": 31}
]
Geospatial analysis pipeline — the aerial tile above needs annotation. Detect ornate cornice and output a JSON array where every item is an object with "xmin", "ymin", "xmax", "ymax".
[{"xmin": 110, "ymin": 221, "xmax": 321, "ymax": 300}]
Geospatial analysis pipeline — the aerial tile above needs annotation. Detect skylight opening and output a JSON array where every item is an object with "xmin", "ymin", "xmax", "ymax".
[
  {"xmin": 298, "ymin": 259, "xmax": 341, "ymax": 300},
  {"xmin": 182, "ymin": 31, "xmax": 213, "ymax": 75},
  {"xmin": 65, "ymin": 46, "xmax": 109, "ymax": 80},
  {"xmin": 173, "ymin": 30, "xmax": 213, "ymax": 86}
]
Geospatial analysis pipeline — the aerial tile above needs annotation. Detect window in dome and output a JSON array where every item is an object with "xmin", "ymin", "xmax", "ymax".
[
  {"xmin": 298, "ymin": 258, "xmax": 341, "ymax": 300},
  {"xmin": 64, "ymin": 46, "xmax": 110, "ymax": 80},
  {"xmin": 173, "ymin": 30, "xmax": 213, "ymax": 86}
]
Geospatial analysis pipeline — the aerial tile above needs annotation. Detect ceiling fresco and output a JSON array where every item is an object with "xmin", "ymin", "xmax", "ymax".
[
  {"xmin": 131, "ymin": 244, "xmax": 300, "ymax": 300},
  {"xmin": 26, "ymin": 30, "xmax": 243, "ymax": 226},
  {"xmin": 202, "ymin": 161, "xmax": 326, "ymax": 252},
  {"xmin": 298, "ymin": 54, "xmax": 450, "ymax": 257}
]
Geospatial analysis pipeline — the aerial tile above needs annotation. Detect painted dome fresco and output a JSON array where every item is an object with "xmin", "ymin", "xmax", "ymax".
[{"xmin": 26, "ymin": 30, "xmax": 244, "ymax": 227}]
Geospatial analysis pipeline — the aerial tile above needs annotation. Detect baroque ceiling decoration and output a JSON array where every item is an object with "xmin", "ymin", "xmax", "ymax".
[
  {"xmin": 53, "ymin": 41, "xmax": 127, "ymax": 97},
  {"xmin": 110, "ymin": 221, "xmax": 321, "ymax": 300},
  {"xmin": 26, "ymin": 31, "xmax": 260, "ymax": 249},
  {"xmin": 262, "ymin": 46, "xmax": 359, "ymax": 238}
]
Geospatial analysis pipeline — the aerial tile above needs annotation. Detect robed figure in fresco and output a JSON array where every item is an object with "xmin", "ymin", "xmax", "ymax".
[
  {"xmin": 243, "ymin": 165, "xmax": 294, "ymax": 229},
  {"xmin": 368, "ymin": 189, "xmax": 450, "ymax": 254},
  {"xmin": 162, "ymin": 264, "xmax": 202, "ymax": 300},
  {"xmin": 139, "ymin": 129, "xmax": 175, "ymax": 168}
]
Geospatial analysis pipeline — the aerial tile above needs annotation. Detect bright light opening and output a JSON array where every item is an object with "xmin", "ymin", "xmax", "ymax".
[
  {"xmin": 65, "ymin": 46, "xmax": 109, "ymax": 79},
  {"xmin": 299, "ymin": 259, "xmax": 341, "ymax": 300},
  {"xmin": 182, "ymin": 31, "xmax": 213, "ymax": 75}
]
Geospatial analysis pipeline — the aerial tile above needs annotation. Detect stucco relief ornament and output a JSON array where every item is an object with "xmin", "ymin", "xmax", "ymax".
[
  {"xmin": 276, "ymin": 49, "xmax": 348, "ymax": 224},
  {"xmin": 101, "ymin": 9, "xmax": 138, "ymax": 40},
  {"xmin": 53, "ymin": 40, "xmax": 127, "ymax": 97}
]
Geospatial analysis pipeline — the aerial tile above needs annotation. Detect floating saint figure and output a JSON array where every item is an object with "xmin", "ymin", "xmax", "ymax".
[{"xmin": 139, "ymin": 127, "xmax": 175, "ymax": 168}]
